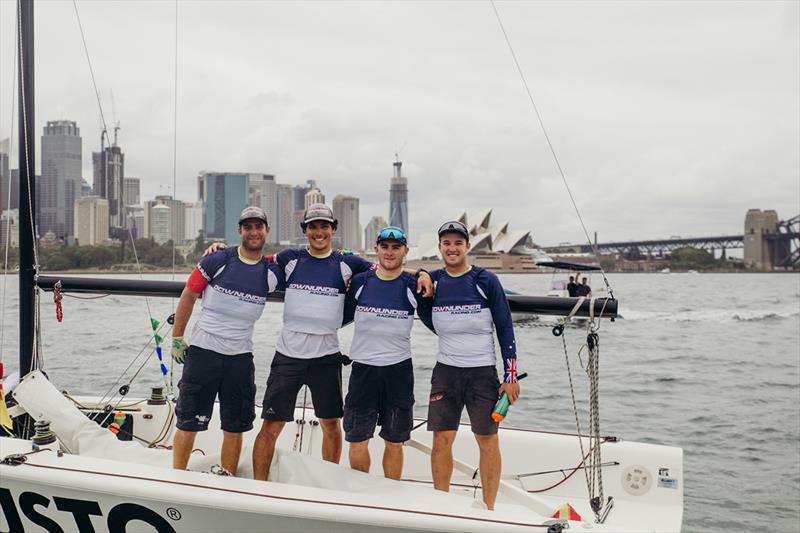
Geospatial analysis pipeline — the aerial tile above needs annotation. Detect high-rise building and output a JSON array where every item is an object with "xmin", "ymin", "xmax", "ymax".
[
  {"xmin": 123, "ymin": 177, "xmax": 141, "ymax": 206},
  {"xmin": 92, "ymin": 133, "xmax": 125, "ymax": 232},
  {"xmin": 304, "ymin": 188, "xmax": 325, "ymax": 209},
  {"xmin": 74, "ymin": 196, "xmax": 109, "ymax": 246},
  {"xmin": 149, "ymin": 204, "xmax": 171, "ymax": 245},
  {"xmin": 80, "ymin": 178, "xmax": 92, "ymax": 197},
  {"xmin": 0, "ymin": 209, "xmax": 19, "ymax": 248},
  {"xmin": 41, "ymin": 120, "xmax": 82, "ymax": 240},
  {"xmin": 0, "ymin": 139, "xmax": 9, "ymax": 213},
  {"xmin": 333, "ymin": 195, "xmax": 361, "ymax": 251},
  {"xmin": 364, "ymin": 215, "xmax": 388, "ymax": 249},
  {"xmin": 248, "ymin": 174, "xmax": 278, "ymax": 244},
  {"xmin": 184, "ymin": 201, "xmax": 204, "ymax": 243},
  {"xmin": 198, "ymin": 172, "xmax": 249, "ymax": 244},
  {"xmin": 124, "ymin": 205, "xmax": 144, "ymax": 240},
  {"xmin": 144, "ymin": 195, "xmax": 185, "ymax": 244},
  {"xmin": 389, "ymin": 158, "xmax": 408, "ymax": 235}
]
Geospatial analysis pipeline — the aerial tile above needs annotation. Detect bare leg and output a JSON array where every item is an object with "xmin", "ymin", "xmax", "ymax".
[
  {"xmin": 252, "ymin": 420, "xmax": 286, "ymax": 481},
  {"xmin": 475, "ymin": 433, "xmax": 501, "ymax": 510},
  {"xmin": 349, "ymin": 440, "xmax": 371, "ymax": 473},
  {"xmin": 319, "ymin": 418, "xmax": 343, "ymax": 463},
  {"xmin": 382, "ymin": 441, "xmax": 403, "ymax": 480},
  {"xmin": 431, "ymin": 430, "xmax": 457, "ymax": 492},
  {"xmin": 220, "ymin": 431, "xmax": 243, "ymax": 475},
  {"xmin": 172, "ymin": 429, "xmax": 197, "ymax": 470}
]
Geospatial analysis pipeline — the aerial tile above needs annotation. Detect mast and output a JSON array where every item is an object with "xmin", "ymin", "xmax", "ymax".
[{"xmin": 17, "ymin": 0, "xmax": 36, "ymax": 379}]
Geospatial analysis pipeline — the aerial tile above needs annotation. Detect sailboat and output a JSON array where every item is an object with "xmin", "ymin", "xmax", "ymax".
[{"xmin": 1, "ymin": 1, "xmax": 682, "ymax": 531}]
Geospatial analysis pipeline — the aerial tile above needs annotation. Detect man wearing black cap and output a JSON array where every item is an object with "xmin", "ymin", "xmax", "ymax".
[
  {"xmin": 421, "ymin": 220, "xmax": 521, "ymax": 510},
  {"xmin": 170, "ymin": 206, "xmax": 279, "ymax": 474}
]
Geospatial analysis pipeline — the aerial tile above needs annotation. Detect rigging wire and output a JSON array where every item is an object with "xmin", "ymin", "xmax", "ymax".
[
  {"xmin": 0, "ymin": 11, "xmax": 18, "ymax": 361},
  {"xmin": 72, "ymin": 0, "xmax": 167, "ymax": 388},
  {"xmin": 489, "ymin": 0, "xmax": 614, "ymax": 300}
]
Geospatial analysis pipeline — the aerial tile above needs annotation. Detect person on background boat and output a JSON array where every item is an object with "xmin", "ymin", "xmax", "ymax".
[
  {"xmin": 341, "ymin": 227, "xmax": 433, "ymax": 479},
  {"xmin": 203, "ymin": 204, "xmax": 433, "ymax": 481},
  {"xmin": 566, "ymin": 275, "xmax": 578, "ymax": 297},
  {"xmin": 577, "ymin": 276, "xmax": 592, "ymax": 297},
  {"xmin": 170, "ymin": 206, "xmax": 280, "ymax": 475},
  {"xmin": 422, "ymin": 220, "xmax": 521, "ymax": 511}
]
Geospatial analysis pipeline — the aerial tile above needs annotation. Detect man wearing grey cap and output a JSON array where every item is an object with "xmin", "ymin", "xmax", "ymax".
[
  {"xmin": 170, "ymin": 206, "xmax": 280, "ymax": 475},
  {"xmin": 204, "ymin": 203, "xmax": 432, "ymax": 481}
]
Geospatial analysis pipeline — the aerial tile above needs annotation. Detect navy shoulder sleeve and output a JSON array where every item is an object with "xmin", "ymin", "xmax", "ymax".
[
  {"xmin": 197, "ymin": 247, "xmax": 233, "ymax": 282},
  {"xmin": 342, "ymin": 253, "xmax": 374, "ymax": 275},
  {"xmin": 342, "ymin": 271, "xmax": 369, "ymax": 327},
  {"xmin": 475, "ymin": 267, "xmax": 518, "ymax": 383},
  {"xmin": 266, "ymin": 257, "xmax": 284, "ymax": 292}
]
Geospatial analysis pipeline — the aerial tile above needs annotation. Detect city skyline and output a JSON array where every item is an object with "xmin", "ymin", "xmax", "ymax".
[{"xmin": 0, "ymin": 2, "xmax": 797, "ymax": 246}]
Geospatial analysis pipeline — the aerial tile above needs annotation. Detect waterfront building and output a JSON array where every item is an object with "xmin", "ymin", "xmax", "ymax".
[
  {"xmin": 0, "ymin": 139, "xmax": 9, "ymax": 212},
  {"xmin": 149, "ymin": 204, "xmax": 171, "ymax": 245},
  {"xmin": 332, "ymin": 195, "xmax": 361, "ymax": 251},
  {"xmin": 92, "ymin": 135, "xmax": 125, "ymax": 232},
  {"xmin": 304, "ymin": 188, "xmax": 325, "ymax": 209},
  {"xmin": 144, "ymin": 195, "xmax": 185, "ymax": 244},
  {"xmin": 41, "ymin": 120, "xmax": 82, "ymax": 240},
  {"xmin": 364, "ymin": 215, "xmax": 388, "ymax": 249},
  {"xmin": 123, "ymin": 177, "xmax": 141, "ymax": 207},
  {"xmin": 248, "ymin": 174, "xmax": 278, "ymax": 244},
  {"xmin": 389, "ymin": 158, "xmax": 408, "ymax": 235},
  {"xmin": 197, "ymin": 172, "xmax": 249, "ymax": 245},
  {"xmin": 184, "ymin": 201, "xmax": 204, "ymax": 242},
  {"xmin": 0, "ymin": 209, "xmax": 19, "ymax": 248},
  {"xmin": 124, "ymin": 205, "xmax": 145, "ymax": 240},
  {"xmin": 74, "ymin": 196, "xmax": 109, "ymax": 246}
]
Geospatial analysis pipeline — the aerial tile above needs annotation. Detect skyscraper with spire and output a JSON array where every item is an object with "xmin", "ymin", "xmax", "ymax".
[
  {"xmin": 389, "ymin": 157, "xmax": 408, "ymax": 235},
  {"xmin": 92, "ymin": 126, "xmax": 125, "ymax": 236}
]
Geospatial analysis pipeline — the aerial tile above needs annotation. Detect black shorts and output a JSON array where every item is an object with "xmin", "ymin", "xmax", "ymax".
[
  {"xmin": 176, "ymin": 345, "xmax": 256, "ymax": 433},
  {"xmin": 426, "ymin": 362, "xmax": 500, "ymax": 436},
  {"xmin": 343, "ymin": 359, "xmax": 415, "ymax": 443},
  {"xmin": 261, "ymin": 351, "xmax": 344, "ymax": 421}
]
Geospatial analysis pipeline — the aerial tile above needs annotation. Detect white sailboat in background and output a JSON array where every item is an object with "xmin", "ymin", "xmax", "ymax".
[{"xmin": 1, "ymin": 1, "xmax": 683, "ymax": 531}]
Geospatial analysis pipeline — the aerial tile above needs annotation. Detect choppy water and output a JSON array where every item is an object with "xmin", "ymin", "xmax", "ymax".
[{"xmin": 1, "ymin": 272, "xmax": 798, "ymax": 532}]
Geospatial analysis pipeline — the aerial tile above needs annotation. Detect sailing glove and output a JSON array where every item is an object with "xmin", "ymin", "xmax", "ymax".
[{"xmin": 171, "ymin": 336, "xmax": 189, "ymax": 364}]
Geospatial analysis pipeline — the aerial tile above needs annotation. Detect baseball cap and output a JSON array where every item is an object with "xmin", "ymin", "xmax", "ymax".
[
  {"xmin": 376, "ymin": 226, "xmax": 408, "ymax": 245},
  {"xmin": 437, "ymin": 220, "xmax": 469, "ymax": 241},
  {"xmin": 302, "ymin": 203, "xmax": 336, "ymax": 225},
  {"xmin": 238, "ymin": 206, "xmax": 268, "ymax": 226}
]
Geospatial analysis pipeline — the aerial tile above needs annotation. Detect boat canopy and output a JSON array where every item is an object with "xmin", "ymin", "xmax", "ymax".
[{"xmin": 536, "ymin": 261, "xmax": 602, "ymax": 272}]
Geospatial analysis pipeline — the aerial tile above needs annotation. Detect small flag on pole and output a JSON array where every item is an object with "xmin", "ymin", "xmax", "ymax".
[{"xmin": 551, "ymin": 502, "xmax": 582, "ymax": 521}]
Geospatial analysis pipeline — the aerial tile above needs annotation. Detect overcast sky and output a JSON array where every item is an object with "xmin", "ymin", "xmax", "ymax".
[{"xmin": 0, "ymin": 1, "xmax": 797, "ymax": 246}]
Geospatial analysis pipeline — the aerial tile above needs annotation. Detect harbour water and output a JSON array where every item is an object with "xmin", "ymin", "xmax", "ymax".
[{"xmin": 0, "ymin": 272, "xmax": 798, "ymax": 532}]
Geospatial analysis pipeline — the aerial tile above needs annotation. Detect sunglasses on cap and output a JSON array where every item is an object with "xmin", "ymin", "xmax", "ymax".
[{"xmin": 376, "ymin": 227, "xmax": 408, "ymax": 245}]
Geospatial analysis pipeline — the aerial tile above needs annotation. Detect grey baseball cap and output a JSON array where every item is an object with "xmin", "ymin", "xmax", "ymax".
[
  {"xmin": 437, "ymin": 220, "xmax": 469, "ymax": 241},
  {"xmin": 303, "ymin": 203, "xmax": 335, "ymax": 224},
  {"xmin": 238, "ymin": 206, "xmax": 269, "ymax": 226}
]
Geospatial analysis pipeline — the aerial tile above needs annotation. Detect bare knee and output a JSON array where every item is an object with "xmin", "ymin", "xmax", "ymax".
[
  {"xmin": 432, "ymin": 431, "xmax": 456, "ymax": 450},
  {"xmin": 319, "ymin": 418, "xmax": 341, "ymax": 436},
  {"xmin": 257, "ymin": 420, "xmax": 285, "ymax": 441},
  {"xmin": 474, "ymin": 433, "xmax": 499, "ymax": 452}
]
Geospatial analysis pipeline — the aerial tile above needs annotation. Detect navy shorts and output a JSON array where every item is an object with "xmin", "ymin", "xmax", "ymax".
[
  {"xmin": 426, "ymin": 362, "xmax": 500, "ymax": 436},
  {"xmin": 176, "ymin": 345, "xmax": 256, "ymax": 433},
  {"xmin": 343, "ymin": 359, "xmax": 415, "ymax": 443},
  {"xmin": 261, "ymin": 351, "xmax": 344, "ymax": 421}
]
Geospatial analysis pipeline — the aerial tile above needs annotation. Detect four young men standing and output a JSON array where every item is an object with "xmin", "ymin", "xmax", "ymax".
[{"xmin": 171, "ymin": 207, "xmax": 521, "ymax": 511}]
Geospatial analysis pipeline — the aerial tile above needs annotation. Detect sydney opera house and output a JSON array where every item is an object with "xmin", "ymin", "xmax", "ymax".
[{"xmin": 406, "ymin": 209, "xmax": 541, "ymax": 272}]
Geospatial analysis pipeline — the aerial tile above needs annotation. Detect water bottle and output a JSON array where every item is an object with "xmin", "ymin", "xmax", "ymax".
[{"xmin": 491, "ymin": 372, "xmax": 527, "ymax": 422}]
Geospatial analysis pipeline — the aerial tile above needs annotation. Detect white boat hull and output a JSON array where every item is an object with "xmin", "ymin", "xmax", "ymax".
[{"xmin": 1, "ymin": 371, "xmax": 683, "ymax": 532}]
